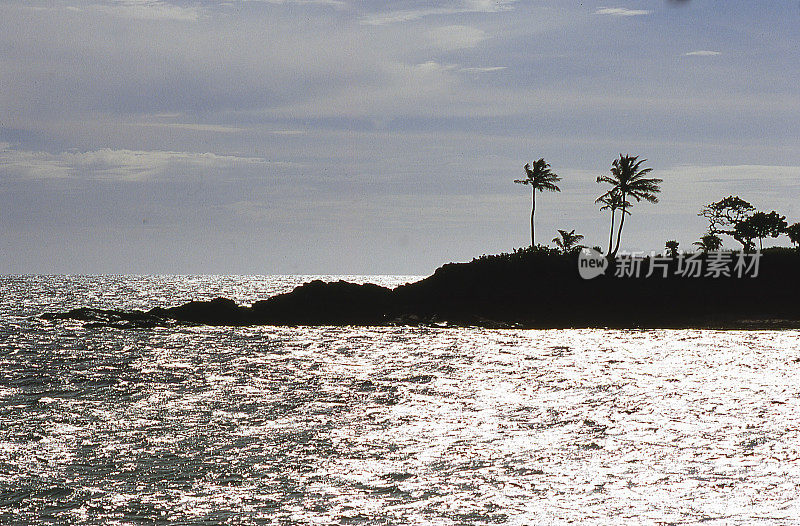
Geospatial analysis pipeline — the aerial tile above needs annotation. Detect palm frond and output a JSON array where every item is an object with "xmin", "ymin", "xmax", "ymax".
[
  {"xmin": 516, "ymin": 158, "xmax": 562, "ymax": 192},
  {"xmin": 596, "ymin": 189, "xmax": 632, "ymax": 213},
  {"xmin": 538, "ymin": 182, "xmax": 561, "ymax": 192},
  {"xmin": 596, "ymin": 175, "xmax": 617, "ymax": 185}
]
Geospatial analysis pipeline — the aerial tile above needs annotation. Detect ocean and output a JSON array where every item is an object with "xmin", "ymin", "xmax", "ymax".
[{"xmin": 1, "ymin": 276, "xmax": 799, "ymax": 524}]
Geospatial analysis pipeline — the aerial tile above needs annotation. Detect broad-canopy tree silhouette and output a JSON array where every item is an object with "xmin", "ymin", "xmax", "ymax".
[
  {"xmin": 787, "ymin": 222, "xmax": 800, "ymax": 250},
  {"xmin": 665, "ymin": 240, "xmax": 680, "ymax": 258},
  {"xmin": 514, "ymin": 159, "xmax": 561, "ymax": 247},
  {"xmin": 693, "ymin": 233, "xmax": 723, "ymax": 253},
  {"xmin": 596, "ymin": 154, "xmax": 661, "ymax": 257},
  {"xmin": 596, "ymin": 190, "xmax": 632, "ymax": 255},
  {"xmin": 699, "ymin": 196, "xmax": 756, "ymax": 250},
  {"xmin": 734, "ymin": 211, "xmax": 787, "ymax": 252},
  {"xmin": 552, "ymin": 229, "xmax": 585, "ymax": 254}
]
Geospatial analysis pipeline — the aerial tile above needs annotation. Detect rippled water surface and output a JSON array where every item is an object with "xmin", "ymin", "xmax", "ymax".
[{"xmin": 2, "ymin": 276, "xmax": 800, "ymax": 524}]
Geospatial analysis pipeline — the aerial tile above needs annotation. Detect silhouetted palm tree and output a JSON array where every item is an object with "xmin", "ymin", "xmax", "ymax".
[
  {"xmin": 596, "ymin": 189, "xmax": 631, "ymax": 255},
  {"xmin": 597, "ymin": 154, "xmax": 662, "ymax": 257},
  {"xmin": 552, "ymin": 229, "xmax": 585, "ymax": 254},
  {"xmin": 665, "ymin": 240, "xmax": 679, "ymax": 258},
  {"xmin": 693, "ymin": 233, "xmax": 723, "ymax": 253},
  {"xmin": 514, "ymin": 159, "xmax": 561, "ymax": 247}
]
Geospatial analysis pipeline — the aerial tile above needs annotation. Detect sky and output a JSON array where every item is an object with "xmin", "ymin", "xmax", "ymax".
[{"xmin": 1, "ymin": 0, "xmax": 799, "ymax": 275}]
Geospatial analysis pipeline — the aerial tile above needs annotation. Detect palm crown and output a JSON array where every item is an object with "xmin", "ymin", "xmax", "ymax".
[
  {"xmin": 552, "ymin": 229, "xmax": 585, "ymax": 254},
  {"xmin": 514, "ymin": 158, "xmax": 561, "ymax": 247},
  {"xmin": 694, "ymin": 233, "xmax": 723, "ymax": 253},
  {"xmin": 596, "ymin": 154, "xmax": 661, "ymax": 256},
  {"xmin": 597, "ymin": 155, "xmax": 662, "ymax": 204},
  {"xmin": 514, "ymin": 159, "xmax": 562, "ymax": 193},
  {"xmin": 595, "ymin": 188, "xmax": 632, "ymax": 254},
  {"xmin": 595, "ymin": 189, "xmax": 632, "ymax": 215}
]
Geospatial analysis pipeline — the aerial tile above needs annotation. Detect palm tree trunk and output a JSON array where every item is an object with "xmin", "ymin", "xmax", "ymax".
[
  {"xmin": 607, "ymin": 209, "xmax": 616, "ymax": 255},
  {"xmin": 612, "ymin": 195, "xmax": 626, "ymax": 257},
  {"xmin": 530, "ymin": 188, "xmax": 536, "ymax": 247}
]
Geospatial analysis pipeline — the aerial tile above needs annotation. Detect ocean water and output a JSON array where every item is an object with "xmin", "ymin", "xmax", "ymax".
[{"xmin": 1, "ymin": 276, "xmax": 800, "ymax": 525}]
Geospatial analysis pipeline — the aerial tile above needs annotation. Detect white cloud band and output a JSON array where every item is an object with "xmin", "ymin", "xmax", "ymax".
[
  {"xmin": 0, "ymin": 146, "xmax": 271, "ymax": 182},
  {"xmin": 684, "ymin": 50, "xmax": 722, "ymax": 56},
  {"xmin": 595, "ymin": 7, "xmax": 651, "ymax": 16}
]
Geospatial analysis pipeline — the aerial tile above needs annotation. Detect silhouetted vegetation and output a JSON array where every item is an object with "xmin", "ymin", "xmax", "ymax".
[
  {"xmin": 596, "ymin": 155, "xmax": 662, "ymax": 256},
  {"xmin": 553, "ymin": 229, "xmax": 585, "ymax": 254},
  {"xmin": 48, "ymin": 249, "xmax": 800, "ymax": 329},
  {"xmin": 699, "ymin": 196, "xmax": 756, "ymax": 250},
  {"xmin": 505, "ymin": 157, "xmax": 798, "ymax": 259},
  {"xmin": 44, "ymin": 152, "xmax": 800, "ymax": 330},
  {"xmin": 514, "ymin": 159, "xmax": 561, "ymax": 247},
  {"xmin": 699, "ymin": 197, "xmax": 791, "ymax": 252},
  {"xmin": 735, "ymin": 211, "xmax": 787, "ymax": 252},
  {"xmin": 787, "ymin": 223, "xmax": 800, "ymax": 250},
  {"xmin": 665, "ymin": 240, "xmax": 679, "ymax": 258},
  {"xmin": 471, "ymin": 244, "xmax": 561, "ymax": 264},
  {"xmin": 694, "ymin": 233, "xmax": 723, "ymax": 253},
  {"xmin": 596, "ymin": 190, "xmax": 632, "ymax": 255}
]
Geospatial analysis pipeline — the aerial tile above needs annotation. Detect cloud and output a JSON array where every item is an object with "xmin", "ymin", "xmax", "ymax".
[
  {"xmin": 0, "ymin": 146, "xmax": 272, "ymax": 182},
  {"xmin": 428, "ymin": 25, "xmax": 487, "ymax": 51},
  {"xmin": 238, "ymin": 0, "xmax": 347, "ymax": 6},
  {"xmin": 595, "ymin": 7, "xmax": 651, "ymax": 16},
  {"xmin": 268, "ymin": 130, "xmax": 307, "ymax": 136},
  {"xmin": 683, "ymin": 50, "xmax": 722, "ymax": 56},
  {"xmin": 413, "ymin": 61, "xmax": 505, "ymax": 75},
  {"xmin": 361, "ymin": 0, "xmax": 516, "ymax": 25},
  {"xmin": 130, "ymin": 122, "xmax": 245, "ymax": 133},
  {"xmin": 26, "ymin": 0, "xmax": 346, "ymax": 19},
  {"xmin": 89, "ymin": 1, "xmax": 203, "ymax": 21},
  {"xmin": 459, "ymin": 66, "xmax": 506, "ymax": 73},
  {"xmin": 0, "ymin": 5, "xmax": 389, "ymax": 119},
  {"xmin": 413, "ymin": 61, "xmax": 459, "ymax": 73}
]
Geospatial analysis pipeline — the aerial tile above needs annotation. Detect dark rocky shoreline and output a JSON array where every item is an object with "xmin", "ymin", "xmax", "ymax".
[{"xmin": 42, "ymin": 249, "xmax": 800, "ymax": 329}]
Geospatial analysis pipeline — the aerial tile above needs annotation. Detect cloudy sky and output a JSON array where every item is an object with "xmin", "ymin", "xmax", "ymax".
[{"xmin": 2, "ymin": 0, "xmax": 799, "ymax": 274}]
